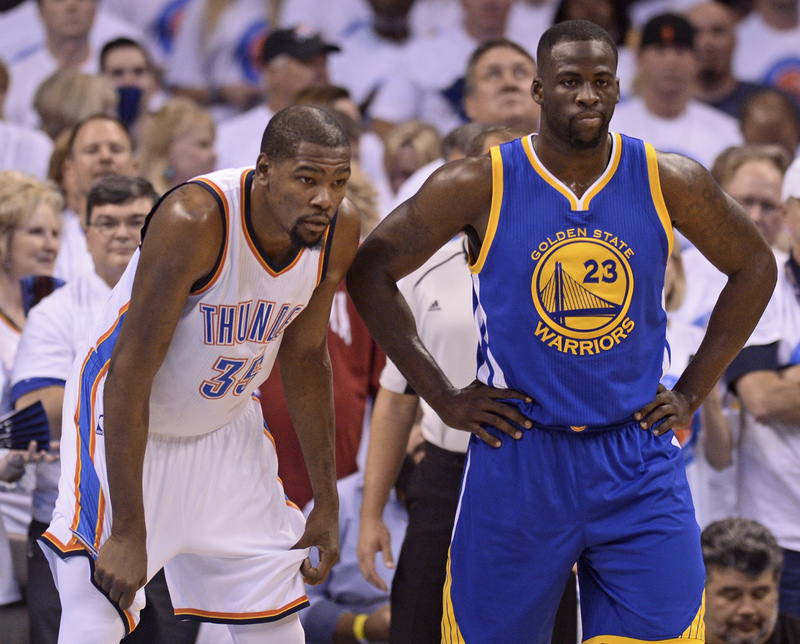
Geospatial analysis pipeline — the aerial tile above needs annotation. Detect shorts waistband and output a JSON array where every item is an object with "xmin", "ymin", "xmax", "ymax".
[{"xmin": 524, "ymin": 415, "xmax": 642, "ymax": 434}]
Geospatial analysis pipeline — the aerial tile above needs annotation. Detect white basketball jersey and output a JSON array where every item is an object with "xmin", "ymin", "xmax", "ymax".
[{"xmin": 82, "ymin": 168, "xmax": 334, "ymax": 437}]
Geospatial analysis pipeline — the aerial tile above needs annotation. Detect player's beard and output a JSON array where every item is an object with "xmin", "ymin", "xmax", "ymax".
[{"xmin": 289, "ymin": 221, "xmax": 325, "ymax": 250}]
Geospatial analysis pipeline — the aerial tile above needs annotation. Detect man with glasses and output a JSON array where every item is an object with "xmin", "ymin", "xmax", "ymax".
[{"xmin": 10, "ymin": 175, "xmax": 198, "ymax": 644}]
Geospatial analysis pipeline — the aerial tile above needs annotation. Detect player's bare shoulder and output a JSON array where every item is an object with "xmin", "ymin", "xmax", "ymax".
[{"xmin": 138, "ymin": 182, "xmax": 225, "ymax": 287}]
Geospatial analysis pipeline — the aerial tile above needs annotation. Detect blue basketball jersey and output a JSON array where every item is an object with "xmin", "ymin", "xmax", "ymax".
[{"xmin": 471, "ymin": 133, "xmax": 674, "ymax": 429}]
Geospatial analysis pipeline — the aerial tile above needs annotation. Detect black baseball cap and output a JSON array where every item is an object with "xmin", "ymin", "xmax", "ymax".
[
  {"xmin": 640, "ymin": 13, "xmax": 695, "ymax": 49},
  {"xmin": 261, "ymin": 26, "xmax": 340, "ymax": 64}
]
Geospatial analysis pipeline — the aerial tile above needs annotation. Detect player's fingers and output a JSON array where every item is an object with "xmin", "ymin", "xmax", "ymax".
[
  {"xmin": 475, "ymin": 414, "xmax": 520, "ymax": 440},
  {"xmin": 299, "ymin": 557, "xmax": 319, "ymax": 585},
  {"xmin": 485, "ymin": 387, "xmax": 533, "ymax": 404},
  {"xmin": 473, "ymin": 426, "xmax": 502, "ymax": 448},
  {"xmin": 485, "ymin": 400, "xmax": 532, "ymax": 430},
  {"xmin": 638, "ymin": 405, "xmax": 673, "ymax": 431}
]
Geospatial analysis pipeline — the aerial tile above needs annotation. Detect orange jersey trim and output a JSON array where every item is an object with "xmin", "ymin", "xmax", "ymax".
[{"xmin": 190, "ymin": 177, "xmax": 231, "ymax": 295}]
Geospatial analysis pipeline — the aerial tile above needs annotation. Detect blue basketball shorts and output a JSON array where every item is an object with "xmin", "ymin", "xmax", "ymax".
[{"xmin": 442, "ymin": 421, "xmax": 706, "ymax": 644}]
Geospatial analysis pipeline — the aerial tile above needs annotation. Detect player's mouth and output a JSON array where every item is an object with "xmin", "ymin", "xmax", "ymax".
[{"xmin": 301, "ymin": 217, "xmax": 331, "ymax": 234}]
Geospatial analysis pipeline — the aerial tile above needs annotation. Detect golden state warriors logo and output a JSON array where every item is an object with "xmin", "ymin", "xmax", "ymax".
[{"xmin": 531, "ymin": 229, "xmax": 635, "ymax": 355}]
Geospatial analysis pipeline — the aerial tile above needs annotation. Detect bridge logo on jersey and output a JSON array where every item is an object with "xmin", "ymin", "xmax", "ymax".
[{"xmin": 531, "ymin": 229, "xmax": 635, "ymax": 355}]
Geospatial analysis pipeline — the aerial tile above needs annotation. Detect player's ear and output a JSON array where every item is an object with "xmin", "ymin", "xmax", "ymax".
[
  {"xmin": 531, "ymin": 78, "xmax": 544, "ymax": 105},
  {"xmin": 255, "ymin": 153, "xmax": 270, "ymax": 184}
]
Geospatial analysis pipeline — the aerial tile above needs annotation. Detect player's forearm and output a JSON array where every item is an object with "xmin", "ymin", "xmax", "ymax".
[
  {"xmin": 279, "ymin": 348, "xmax": 338, "ymax": 505},
  {"xmin": 347, "ymin": 260, "xmax": 455, "ymax": 412},
  {"xmin": 361, "ymin": 388, "xmax": 418, "ymax": 519},
  {"xmin": 103, "ymin": 368, "xmax": 150, "ymax": 538},
  {"xmin": 673, "ymin": 254, "xmax": 776, "ymax": 412}
]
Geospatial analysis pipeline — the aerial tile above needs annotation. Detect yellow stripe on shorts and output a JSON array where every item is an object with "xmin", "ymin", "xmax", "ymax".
[{"xmin": 441, "ymin": 547, "xmax": 465, "ymax": 643}]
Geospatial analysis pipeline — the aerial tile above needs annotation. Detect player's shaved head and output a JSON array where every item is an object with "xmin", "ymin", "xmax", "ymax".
[
  {"xmin": 537, "ymin": 20, "xmax": 618, "ymax": 75},
  {"xmin": 260, "ymin": 105, "xmax": 350, "ymax": 161}
]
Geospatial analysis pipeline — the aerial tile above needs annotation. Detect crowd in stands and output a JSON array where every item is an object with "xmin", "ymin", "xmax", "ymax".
[{"xmin": 0, "ymin": 0, "xmax": 798, "ymax": 642}]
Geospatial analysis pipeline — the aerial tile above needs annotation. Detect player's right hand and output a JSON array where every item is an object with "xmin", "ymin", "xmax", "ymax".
[
  {"xmin": 94, "ymin": 534, "xmax": 148, "ymax": 610},
  {"xmin": 357, "ymin": 516, "xmax": 393, "ymax": 591},
  {"xmin": 435, "ymin": 380, "xmax": 533, "ymax": 448}
]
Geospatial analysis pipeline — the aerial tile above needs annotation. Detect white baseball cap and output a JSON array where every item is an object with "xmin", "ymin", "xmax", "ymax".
[{"xmin": 783, "ymin": 157, "xmax": 800, "ymax": 202}]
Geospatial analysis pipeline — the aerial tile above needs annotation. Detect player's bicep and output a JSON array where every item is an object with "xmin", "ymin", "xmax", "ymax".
[
  {"xmin": 659, "ymin": 153, "xmax": 769, "ymax": 277},
  {"xmin": 110, "ymin": 187, "xmax": 224, "ymax": 378},
  {"xmin": 359, "ymin": 157, "xmax": 492, "ymax": 282}
]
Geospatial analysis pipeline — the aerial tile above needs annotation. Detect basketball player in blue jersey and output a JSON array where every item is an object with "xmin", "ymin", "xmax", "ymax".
[
  {"xmin": 348, "ymin": 20, "xmax": 777, "ymax": 644},
  {"xmin": 41, "ymin": 105, "xmax": 361, "ymax": 643}
]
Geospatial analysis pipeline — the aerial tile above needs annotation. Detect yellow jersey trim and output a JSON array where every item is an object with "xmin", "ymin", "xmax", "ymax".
[
  {"xmin": 522, "ymin": 133, "xmax": 622, "ymax": 212},
  {"xmin": 645, "ymin": 143, "xmax": 674, "ymax": 258},
  {"xmin": 469, "ymin": 145, "xmax": 503, "ymax": 275}
]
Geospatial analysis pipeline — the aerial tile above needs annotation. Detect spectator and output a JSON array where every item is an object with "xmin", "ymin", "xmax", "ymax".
[
  {"xmin": 676, "ymin": 145, "xmax": 792, "ymax": 331},
  {"xmin": 462, "ymin": 39, "xmax": 540, "ymax": 133},
  {"xmin": 99, "ymin": 37, "xmax": 165, "ymax": 138},
  {"xmin": 0, "ymin": 58, "xmax": 53, "ymax": 181},
  {"xmin": 661, "ymin": 241, "xmax": 732, "ymax": 528},
  {"xmin": 4, "ymin": 0, "xmax": 100, "ymax": 128},
  {"xmin": 0, "ymin": 170, "xmax": 61, "ymax": 619},
  {"xmin": 687, "ymin": 1, "xmax": 773, "ymax": 119},
  {"xmin": 383, "ymin": 121, "xmax": 442, "ymax": 196},
  {"xmin": 0, "ymin": 0, "xmax": 142, "ymax": 76},
  {"xmin": 329, "ymin": 0, "xmax": 417, "ymax": 113},
  {"xmin": 214, "ymin": 26, "xmax": 340, "ymax": 170},
  {"xmin": 550, "ymin": 0, "xmax": 636, "ymax": 95},
  {"xmin": 612, "ymin": 13, "xmax": 743, "ymax": 170},
  {"xmin": 370, "ymin": 0, "xmax": 517, "ymax": 136},
  {"xmin": 724, "ymin": 156, "xmax": 800, "ymax": 620},
  {"xmin": 702, "ymin": 518, "xmax": 800, "ymax": 643},
  {"xmin": 11, "ymin": 174, "xmax": 199, "ymax": 644},
  {"xmin": 33, "ymin": 68, "xmax": 118, "ymax": 140},
  {"xmin": 100, "ymin": 0, "xmax": 192, "ymax": 62},
  {"xmin": 55, "ymin": 115, "xmax": 139, "ymax": 282},
  {"xmin": 733, "ymin": 0, "xmax": 800, "ymax": 104},
  {"xmin": 300, "ymin": 426, "xmax": 425, "ymax": 644},
  {"xmin": 740, "ymin": 89, "xmax": 800, "ymax": 159},
  {"xmin": 138, "ymin": 98, "xmax": 217, "ymax": 194},
  {"xmin": 165, "ymin": 0, "xmax": 283, "ymax": 116}
]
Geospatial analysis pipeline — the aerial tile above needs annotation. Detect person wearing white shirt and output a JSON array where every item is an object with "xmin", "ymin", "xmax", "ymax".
[
  {"xmin": 0, "ymin": 61, "xmax": 53, "ymax": 179},
  {"xmin": 54, "ymin": 115, "xmax": 139, "ymax": 283},
  {"xmin": 369, "ymin": 0, "xmax": 515, "ymax": 136},
  {"xmin": 733, "ymin": 0, "xmax": 800, "ymax": 105},
  {"xmin": 723, "ymin": 159, "xmax": 800, "ymax": 620},
  {"xmin": 215, "ymin": 27, "xmax": 340, "ymax": 171},
  {"xmin": 329, "ymin": 0, "xmax": 417, "ymax": 111},
  {"xmin": 612, "ymin": 13, "xmax": 743, "ymax": 170}
]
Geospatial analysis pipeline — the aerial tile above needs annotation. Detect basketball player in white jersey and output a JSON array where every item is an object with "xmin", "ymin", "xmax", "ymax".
[{"xmin": 40, "ymin": 105, "xmax": 360, "ymax": 643}]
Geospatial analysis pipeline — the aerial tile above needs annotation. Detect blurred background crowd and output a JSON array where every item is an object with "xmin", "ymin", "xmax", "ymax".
[{"xmin": 0, "ymin": 0, "xmax": 798, "ymax": 642}]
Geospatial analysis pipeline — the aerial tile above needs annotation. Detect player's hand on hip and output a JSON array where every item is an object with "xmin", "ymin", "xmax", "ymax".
[
  {"xmin": 293, "ymin": 501, "xmax": 340, "ymax": 586},
  {"xmin": 357, "ymin": 516, "xmax": 392, "ymax": 592},
  {"xmin": 94, "ymin": 534, "xmax": 148, "ymax": 610},
  {"xmin": 437, "ymin": 380, "xmax": 533, "ymax": 448},
  {"xmin": 634, "ymin": 384, "xmax": 693, "ymax": 436}
]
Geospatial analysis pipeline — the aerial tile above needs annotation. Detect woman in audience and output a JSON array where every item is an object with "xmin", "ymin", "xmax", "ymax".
[
  {"xmin": 383, "ymin": 120, "xmax": 441, "ymax": 197},
  {"xmin": 138, "ymin": 97, "xmax": 217, "ymax": 194},
  {"xmin": 0, "ymin": 171, "xmax": 62, "ymax": 616}
]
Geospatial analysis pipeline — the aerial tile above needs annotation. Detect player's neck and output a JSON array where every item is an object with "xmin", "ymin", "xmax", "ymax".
[
  {"xmin": 249, "ymin": 182, "xmax": 302, "ymax": 268},
  {"xmin": 532, "ymin": 131, "xmax": 613, "ymax": 199}
]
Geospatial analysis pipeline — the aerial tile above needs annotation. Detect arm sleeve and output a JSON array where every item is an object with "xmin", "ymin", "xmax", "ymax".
[
  {"xmin": 11, "ymin": 290, "xmax": 76, "ymax": 395},
  {"xmin": 725, "ymin": 342, "xmax": 781, "ymax": 392}
]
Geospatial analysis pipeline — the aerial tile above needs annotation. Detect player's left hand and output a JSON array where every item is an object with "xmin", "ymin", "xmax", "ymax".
[
  {"xmin": 634, "ymin": 384, "xmax": 693, "ymax": 436},
  {"xmin": 292, "ymin": 501, "xmax": 340, "ymax": 586}
]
